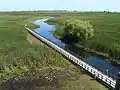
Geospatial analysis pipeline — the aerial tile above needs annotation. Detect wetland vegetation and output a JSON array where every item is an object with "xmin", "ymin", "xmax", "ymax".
[
  {"xmin": 0, "ymin": 12, "xmax": 108, "ymax": 90},
  {"xmin": 46, "ymin": 12, "xmax": 120, "ymax": 65}
]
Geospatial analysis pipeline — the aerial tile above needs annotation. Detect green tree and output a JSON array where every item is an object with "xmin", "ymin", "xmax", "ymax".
[{"xmin": 63, "ymin": 19, "xmax": 94, "ymax": 45}]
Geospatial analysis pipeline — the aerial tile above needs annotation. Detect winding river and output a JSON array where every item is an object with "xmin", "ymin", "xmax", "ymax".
[{"xmin": 33, "ymin": 18, "xmax": 120, "ymax": 79}]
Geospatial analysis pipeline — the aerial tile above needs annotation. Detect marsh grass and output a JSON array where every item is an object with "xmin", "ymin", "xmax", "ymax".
[
  {"xmin": 46, "ymin": 12, "xmax": 120, "ymax": 64},
  {"xmin": 0, "ymin": 12, "xmax": 108, "ymax": 90},
  {"xmin": 0, "ymin": 13, "xmax": 75, "ymax": 81}
]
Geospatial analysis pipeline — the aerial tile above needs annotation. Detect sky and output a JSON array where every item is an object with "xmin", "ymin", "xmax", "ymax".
[{"xmin": 0, "ymin": 0, "xmax": 120, "ymax": 12}]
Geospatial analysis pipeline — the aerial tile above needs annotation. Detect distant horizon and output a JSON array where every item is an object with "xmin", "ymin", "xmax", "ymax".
[
  {"xmin": 0, "ymin": 10, "xmax": 120, "ymax": 13},
  {"xmin": 0, "ymin": 0, "xmax": 120, "ymax": 12}
]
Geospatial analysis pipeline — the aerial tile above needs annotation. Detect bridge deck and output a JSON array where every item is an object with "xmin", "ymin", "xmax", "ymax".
[{"xmin": 25, "ymin": 26, "xmax": 117, "ymax": 89}]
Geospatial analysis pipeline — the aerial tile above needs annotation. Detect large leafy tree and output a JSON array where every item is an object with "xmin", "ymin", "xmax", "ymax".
[{"xmin": 63, "ymin": 19, "xmax": 94, "ymax": 44}]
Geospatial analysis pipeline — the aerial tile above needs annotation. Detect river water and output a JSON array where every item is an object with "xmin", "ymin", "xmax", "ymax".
[{"xmin": 33, "ymin": 18, "xmax": 120, "ymax": 80}]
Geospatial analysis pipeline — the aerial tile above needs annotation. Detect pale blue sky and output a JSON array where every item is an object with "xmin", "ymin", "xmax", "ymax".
[{"xmin": 0, "ymin": 0, "xmax": 120, "ymax": 12}]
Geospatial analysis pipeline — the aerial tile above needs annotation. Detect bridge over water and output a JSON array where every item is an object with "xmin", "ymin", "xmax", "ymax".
[{"xmin": 25, "ymin": 26, "xmax": 120, "ymax": 90}]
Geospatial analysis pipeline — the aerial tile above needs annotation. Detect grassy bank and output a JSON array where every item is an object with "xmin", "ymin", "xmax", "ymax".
[
  {"xmin": 0, "ymin": 12, "xmax": 74, "ymax": 82},
  {"xmin": 46, "ymin": 12, "xmax": 120, "ymax": 64},
  {"xmin": 0, "ymin": 12, "xmax": 108, "ymax": 90}
]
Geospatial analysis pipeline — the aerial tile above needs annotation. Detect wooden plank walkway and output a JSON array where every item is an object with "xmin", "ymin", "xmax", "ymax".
[{"xmin": 25, "ymin": 26, "xmax": 118, "ymax": 89}]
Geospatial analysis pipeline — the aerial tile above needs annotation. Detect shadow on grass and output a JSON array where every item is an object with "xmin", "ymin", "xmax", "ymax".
[{"xmin": 0, "ymin": 76, "xmax": 59, "ymax": 90}]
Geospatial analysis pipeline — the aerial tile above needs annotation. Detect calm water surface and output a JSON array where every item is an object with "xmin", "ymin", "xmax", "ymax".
[{"xmin": 33, "ymin": 18, "xmax": 120, "ymax": 79}]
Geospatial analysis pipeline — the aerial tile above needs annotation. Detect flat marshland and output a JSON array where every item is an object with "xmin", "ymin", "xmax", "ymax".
[
  {"xmin": 46, "ymin": 12, "xmax": 120, "ymax": 64},
  {"xmin": 0, "ymin": 12, "xmax": 110, "ymax": 90}
]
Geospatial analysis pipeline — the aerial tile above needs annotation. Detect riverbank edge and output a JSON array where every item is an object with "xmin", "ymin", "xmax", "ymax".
[
  {"xmin": 55, "ymin": 31, "xmax": 120, "ymax": 66},
  {"xmin": 75, "ymin": 44, "xmax": 120, "ymax": 65},
  {"xmin": 45, "ymin": 20, "xmax": 120, "ymax": 67}
]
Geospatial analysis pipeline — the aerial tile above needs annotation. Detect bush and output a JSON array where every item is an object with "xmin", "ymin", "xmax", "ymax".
[{"xmin": 63, "ymin": 19, "xmax": 94, "ymax": 44}]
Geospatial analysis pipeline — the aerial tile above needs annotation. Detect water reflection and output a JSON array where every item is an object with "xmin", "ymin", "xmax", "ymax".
[
  {"xmin": 33, "ymin": 18, "xmax": 120, "ymax": 79},
  {"xmin": 33, "ymin": 17, "xmax": 65, "ymax": 48}
]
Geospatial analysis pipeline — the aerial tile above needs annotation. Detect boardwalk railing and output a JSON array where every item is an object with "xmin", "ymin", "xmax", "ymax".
[{"xmin": 25, "ymin": 26, "xmax": 118, "ymax": 89}]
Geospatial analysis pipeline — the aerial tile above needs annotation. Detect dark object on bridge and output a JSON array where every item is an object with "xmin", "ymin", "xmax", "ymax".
[
  {"xmin": 118, "ymin": 72, "xmax": 120, "ymax": 77},
  {"xmin": 115, "ymin": 78, "xmax": 120, "ymax": 90},
  {"xmin": 115, "ymin": 72, "xmax": 120, "ymax": 90}
]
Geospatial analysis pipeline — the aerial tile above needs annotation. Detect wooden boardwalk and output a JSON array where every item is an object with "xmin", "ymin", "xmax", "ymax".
[{"xmin": 25, "ymin": 26, "xmax": 120, "ymax": 90}]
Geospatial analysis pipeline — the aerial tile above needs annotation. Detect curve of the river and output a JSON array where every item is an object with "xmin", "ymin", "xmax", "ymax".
[{"xmin": 33, "ymin": 18, "xmax": 120, "ymax": 79}]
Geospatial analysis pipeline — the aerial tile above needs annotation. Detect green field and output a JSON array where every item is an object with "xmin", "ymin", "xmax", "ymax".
[
  {"xmin": 0, "ymin": 12, "xmax": 108, "ymax": 90},
  {"xmin": 0, "ymin": 12, "xmax": 75, "ymax": 81},
  {"xmin": 46, "ymin": 12, "xmax": 120, "ymax": 64}
]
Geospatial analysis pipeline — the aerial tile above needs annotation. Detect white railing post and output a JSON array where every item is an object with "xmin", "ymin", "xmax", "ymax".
[{"xmin": 25, "ymin": 26, "xmax": 117, "ymax": 89}]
